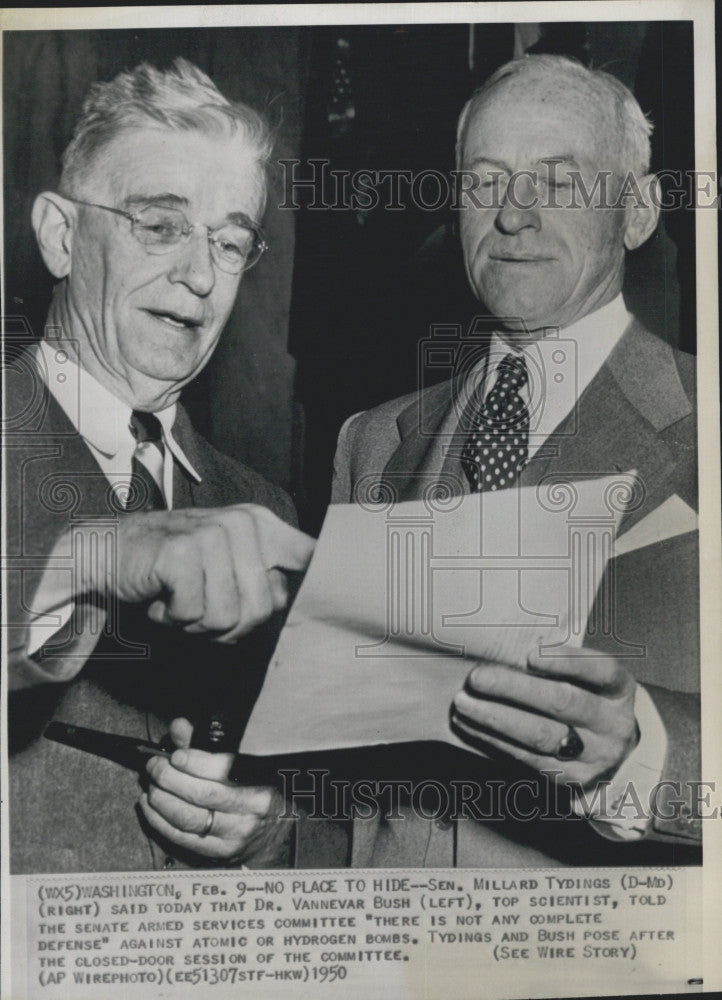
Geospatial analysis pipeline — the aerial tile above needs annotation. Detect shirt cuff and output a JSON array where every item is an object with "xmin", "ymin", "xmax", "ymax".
[
  {"xmin": 18, "ymin": 605, "xmax": 103, "ymax": 685},
  {"xmin": 20, "ymin": 537, "xmax": 98, "ymax": 679},
  {"xmin": 571, "ymin": 684, "xmax": 667, "ymax": 841},
  {"xmin": 27, "ymin": 601, "xmax": 74, "ymax": 656}
]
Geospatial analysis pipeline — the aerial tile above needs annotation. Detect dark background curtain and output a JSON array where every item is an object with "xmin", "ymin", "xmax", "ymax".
[{"xmin": 3, "ymin": 22, "xmax": 695, "ymax": 530}]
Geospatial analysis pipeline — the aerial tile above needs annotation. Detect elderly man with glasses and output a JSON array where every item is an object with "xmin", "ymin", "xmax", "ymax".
[{"xmin": 6, "ymin": 58, "xmax": 314, "ymax": 874}]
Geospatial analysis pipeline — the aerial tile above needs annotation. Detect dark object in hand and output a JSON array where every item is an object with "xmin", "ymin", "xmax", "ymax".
[
  {"xmin": 44, "ymin": 721, "xmax": 171, "ymax": 770},
  {"xmin": 190, "ymin": 712, "xmax": 244, "ymax": 753}
]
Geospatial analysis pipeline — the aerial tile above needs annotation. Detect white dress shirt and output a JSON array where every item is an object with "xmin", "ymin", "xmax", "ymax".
[
  {"xmin": 469, "ymin": 293, "xmax": 630, "ymax": 460},
  {"xmin": 35, "ymin": 338, "xmax": 201, "ymax": 504}
]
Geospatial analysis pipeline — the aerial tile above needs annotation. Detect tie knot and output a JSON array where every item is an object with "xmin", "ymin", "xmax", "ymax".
[
  {"xmin": 496, "ymin": 353, "xmax": 528, "ymax": 390},
  {"xmin": 130, "ymin": 409, "xmax": 163, "ymax": 444}
]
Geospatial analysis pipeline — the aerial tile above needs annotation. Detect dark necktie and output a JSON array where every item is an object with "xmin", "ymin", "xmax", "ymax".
[
  {"xmin": 460, "ymin": 353, "xmax": 530, "ymax": 492},
  {"xmin": 129, "ymin": 410, "xmax": 167, "ymax": 511}
]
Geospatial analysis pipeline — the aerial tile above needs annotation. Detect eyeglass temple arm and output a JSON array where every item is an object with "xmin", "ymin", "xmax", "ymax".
[{"xmin": 63, "ymin": 195, "xmax": 267, "ymax": 249}]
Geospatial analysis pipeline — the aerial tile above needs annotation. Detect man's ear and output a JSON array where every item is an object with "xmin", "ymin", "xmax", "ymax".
[
  {"xmin": 623, "ymin": 174, "xmax": 661, "ymax": 251},
  {"xmin": 31, "ymin": 192, "xmax": 76, "ymax": 278}
]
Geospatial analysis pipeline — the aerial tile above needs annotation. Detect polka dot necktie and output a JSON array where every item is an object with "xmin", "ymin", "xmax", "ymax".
[
  {"xmin": 128, "ymin": 410, "xmax": 167, "ymax": 511},
  {"xmin": 460, "ymin": 353, "xmax": 530, "ymax": 492}
]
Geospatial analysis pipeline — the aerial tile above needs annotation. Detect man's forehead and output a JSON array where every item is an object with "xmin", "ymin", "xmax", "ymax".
[
  {"xmin": 462, "ymin": 81, "xmax": 613, "ymax": 165},
  {"xmin": 93, "ymin": 126, "xmax": 265, "ymax": 208},
  {"xmin": 472, "ymin": 70, "xmax": 606, "ymax": 117}
]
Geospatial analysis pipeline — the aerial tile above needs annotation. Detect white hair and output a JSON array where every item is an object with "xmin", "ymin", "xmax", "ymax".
[
  {"xmin": 456, "ymin": 54, "xmax": 653, "ymax": 177},
  {"xmin": 60, "ymin": 57, "xmax": 273, "ymax": 197}
]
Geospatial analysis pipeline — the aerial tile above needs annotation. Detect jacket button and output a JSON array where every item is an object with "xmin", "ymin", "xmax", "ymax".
[
  {"xmin": 164, "ymin": 856, "xmax": 175, "ymax": 870},
  {"xmin": 435, "ymin": 818, "xmax": 452, "ymax": 832}
]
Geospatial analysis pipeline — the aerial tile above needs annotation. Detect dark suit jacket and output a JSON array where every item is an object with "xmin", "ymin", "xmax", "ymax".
[
  {"xmin": 6, "ymin": 353, "xmax": 295, "ymax": 874},
  {"xmin": 327, "ymin": 318, "xmax": 701, "ymax": 866}
]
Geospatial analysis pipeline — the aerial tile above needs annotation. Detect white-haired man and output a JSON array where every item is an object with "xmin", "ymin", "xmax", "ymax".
[
  {"xmin": 330, "ymin": 55, "xmax": 700, "ymax": 866},
  {"xmin": 6, "ymin": 58, "xmax": 314, "ymax": 873}
]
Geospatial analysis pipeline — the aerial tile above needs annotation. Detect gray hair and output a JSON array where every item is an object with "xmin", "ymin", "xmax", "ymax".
[
  {"xmin": 456, "ymin": 54, "xmax": 653, "ymax": 177},
  {"xmin": 60, "ymin": 57, "xmax": 273, "ymax": 198}
]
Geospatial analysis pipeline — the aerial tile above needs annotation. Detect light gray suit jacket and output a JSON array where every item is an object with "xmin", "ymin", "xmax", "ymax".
[{"xmin": 329, "ymin": 318, "xmax": 700, "ymax": 867}]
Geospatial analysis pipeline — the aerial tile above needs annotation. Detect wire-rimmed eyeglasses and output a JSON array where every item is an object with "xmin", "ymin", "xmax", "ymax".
[{"xmin": 63, "ymin": 196, "xmax": 267, "ymax": 274}]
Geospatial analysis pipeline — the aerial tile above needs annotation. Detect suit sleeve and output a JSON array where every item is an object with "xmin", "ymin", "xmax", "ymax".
[
  {"xmin": 330, "ymin": 412, "xmax": 364, "ymax": 504},
  {"xmin": 6, "ymin": 463, "xmax": 105, "ymax": 690},
  {"xmin": 7, "ymin": 523, "xmax": 106, "ymax": 690},
  {"xmin": 9, "ymin": 598, "xmax": 103, "ymax": 690}
]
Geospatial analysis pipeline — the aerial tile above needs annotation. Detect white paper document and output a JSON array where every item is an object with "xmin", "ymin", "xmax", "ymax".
[
  {"xmin": 241, "ymin": 475, "xmax": 635, "ymax": 756},
  {"xmin": 613, "ymin": 492, "xmax": 697, "ymax": 556}
]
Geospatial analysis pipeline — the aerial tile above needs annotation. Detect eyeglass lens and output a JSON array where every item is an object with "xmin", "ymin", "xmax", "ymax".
[{"xmin": 131, "ymin": 205, "xmax": 263, "ymax": 272}]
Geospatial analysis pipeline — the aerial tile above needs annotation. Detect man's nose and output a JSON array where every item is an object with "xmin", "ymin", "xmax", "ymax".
[
  {"xmin": 495, "ymin": 175, "xmax": 542, "ymax": 235},
  {"xmin": 168, "ymin": 228, "xmax": 216, "ymax": 296}
]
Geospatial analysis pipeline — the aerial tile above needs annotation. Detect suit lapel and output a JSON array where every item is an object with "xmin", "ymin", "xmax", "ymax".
[
  {"xmin": 381, "ymin": 378, "xmax": 467, "ymax": 502},
  {"xmin": 170, "ymin": 406, "xmax": 205, "ymax": 508},
  {"xmin": 36, "ymin": 388, "xmax": 117, "ymax": 518},
  {"xmin": 518, "ymin": 320, "xmax": 690, "ymax": 530},
  {"xmin": 383, "ymin": 319, "xmax": 690, "ymax": 526},
  {"xmin": 517, "ymin": 362, "xmax": 675, "ymax": 530},
  {"xmin": 170, "ymin": 405, "xmax": 252, "ymax": 509}
]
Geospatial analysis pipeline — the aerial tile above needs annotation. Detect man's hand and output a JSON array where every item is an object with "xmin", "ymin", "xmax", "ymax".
[
  {"xmin": 140, "ymin": 718, "xmax": 292, "ymax": 865},
  {"xmin": 452, "ymin": 646, "xmax": 639, "ymax": 788},
  {"xmin": 79, "ymin": 504, "xmax": 315, "ymax": 640}
]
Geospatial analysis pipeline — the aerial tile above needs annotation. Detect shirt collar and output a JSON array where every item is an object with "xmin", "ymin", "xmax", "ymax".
[
  {"xmin": 34, "ymin": 338, "xmax": 202, "ymax": 483},
  {"xmin": 155, "ymin": 405, "xmax": 202, "ymax": 484},
  {"xmin": 485, "ymin": 293, "xmax": 630, "ymax": 398}
]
